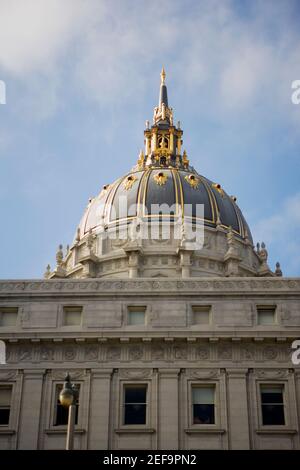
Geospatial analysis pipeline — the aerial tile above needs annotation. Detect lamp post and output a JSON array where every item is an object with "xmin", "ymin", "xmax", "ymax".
[{"xmin": 59, "ymin": 373, "xmax": 78, "ymax": 450}]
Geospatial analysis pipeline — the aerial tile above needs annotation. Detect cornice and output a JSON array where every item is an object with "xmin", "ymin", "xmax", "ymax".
[{"xmin": 0, "ymin": 277, "xmax": 299, "ymax": 297}]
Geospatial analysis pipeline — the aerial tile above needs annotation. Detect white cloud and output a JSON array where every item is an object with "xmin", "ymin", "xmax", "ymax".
[
  {"xmin": 0, "ymin": 0, "xmax": 299, "ymax": 121},
  {"xmin": 252, "ymin": 192, "xmax": 300, "ymax": 275},
  {"xmin": 0, "ymin": 0, "xmax": 97, "ymax": 75}
]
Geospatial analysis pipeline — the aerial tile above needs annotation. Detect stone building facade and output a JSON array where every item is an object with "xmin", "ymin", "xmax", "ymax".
[{"xmin": 0, "ymin": 70, "xmax": 299, "ymax": 450}]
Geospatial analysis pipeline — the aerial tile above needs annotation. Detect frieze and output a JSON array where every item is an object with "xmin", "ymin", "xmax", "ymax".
[
  {"xmin": 1, "ymin": 341, "xmax": 297, "ymax": 366},
  {"xmin": 0, "ymin": 370, "xmax": 18, "ymax": 380},
  {"xmin": 119, "ymin": 369, "xmax": 152, "ymax": 379},
  {"xmin": 50, "ymin": 369, "xmax": 86, "ymax": 380},
  {"xmin": 252, "ymin": 369, "xmax": 291, "ymax": 379},
  {"xmin": 0, "ymin": 278, "xmax": 299, "ymax": 296},
  {"xmin": 186, "ymin": 369, "xmax": 220, "ymax": 379}
]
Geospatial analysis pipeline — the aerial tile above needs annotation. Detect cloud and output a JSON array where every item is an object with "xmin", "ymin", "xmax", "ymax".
[
  {"xmin": 0, "ymin": 0, "xmax": 97, "ymax": 75},
  {"xmin": 0, "ymin": 0, "xmax": 299, "ymax": 121},
  {"xmin": 252, "ymin": 192, "xmax": 300, "ymax": 275}
]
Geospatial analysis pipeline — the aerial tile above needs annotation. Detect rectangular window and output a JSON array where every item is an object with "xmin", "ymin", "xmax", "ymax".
[
  {"xmin": 63, "ymin": 306, "xmax": 82, "ymax": 326},
  {"xmin": 123, "ymin": 384, "xmax": 147, "ymax": 425},
  {"xmin": 192, "ymin": 385, "xmax": 215, "ymax": 424},
  {"xmin": 127, "ymin": 306, "xmax": 146, "ymax": 326},
  {"xmin": 54, "ymin": 384, "xmax": 80, "ymax": 426},
  {"xmin": 261, "ymin": 385, "xmax": 285, "ymax": 425},
  {"xmin": 0, "ymin": 386, "xmax": 12, "ymax": 426},
  {"xmin": 257, "ymin": 306, "xmax": 276, "ymax": 325},
  {"xmin": 0, "ymin": 307, "xmax": 18, "ymax": 327},
  {"xmin": 192, "ymin": 306, "xmax": 211, "ymax": 325}
]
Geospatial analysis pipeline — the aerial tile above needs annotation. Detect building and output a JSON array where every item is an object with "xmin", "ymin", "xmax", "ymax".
[{"xmin": 0, "ymin": 70, "xmax": 300, "ymax": 450}]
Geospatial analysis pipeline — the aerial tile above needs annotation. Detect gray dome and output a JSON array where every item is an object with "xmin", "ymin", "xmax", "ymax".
[
  {"xmin": 78, "ymin": 167, "xmax": 252, "ymax": 243},
  {"xmin": 47, "ymin": 69, "xmax": 279, "ymax": 281}
]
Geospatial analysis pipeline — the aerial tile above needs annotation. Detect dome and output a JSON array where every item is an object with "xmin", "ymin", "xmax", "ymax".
[
  {"xmin": 78, "ymin": 168, "xmax": 253, "ymax": 244},
  {"xmin": 47, "ymin": 68, "xmax": 279, "ymax": 280}
]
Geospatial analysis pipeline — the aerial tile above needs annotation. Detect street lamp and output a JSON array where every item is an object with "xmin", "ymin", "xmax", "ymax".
[{"xmin": 59, "ymin": 373, "xmax": 78, "ymax": 450}]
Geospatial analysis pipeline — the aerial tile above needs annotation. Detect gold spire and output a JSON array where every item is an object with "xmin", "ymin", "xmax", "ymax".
[{"xmin": 160, "ymin": 67, "xmax": 166, "ymax": 85}]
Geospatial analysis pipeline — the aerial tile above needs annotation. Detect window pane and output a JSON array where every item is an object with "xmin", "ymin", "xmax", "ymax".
[
  {"xmin": 261, "ymin": 385, "xmax": 285, "ymax": 425},
  {"xmin": 262, "ymin": 405, "xmax": 285, "ymax": 425},
  {"xmin": 123, "ymin": 385, "xmax": 147, "ymax": 425},
  {"xmin": 0, "ymin": 308, "xmax": 18, "ymax": 327},
  {"xmin": 257, "ymin": 308, "xmax": 275, "ymax": 325},
  {"xmin": 55, "ymin": 403, "xmax": 69, "ymax": 426},
  {"xmin": 55, "ymin": 384, "xmax": 80, "ymax": 426},
  {"xmin": 128, "ymin": 311, "xmax": 145, "ymax": 325},
  {"xmin": 261, "ymin": 392, "xmax": 283, "ymax": 404},
  {"xmin": 0, "ymin": 388, "xmax": 12, "ymax": 406},
  {"xmin": 125, "ymin": 386, "xmax": 146, "ymax": 404},
  {"xmin": 192, "ymin": 386, "xmax": 215, "ymax": 404},
  {"xmin": 0, "ymin": 408, "xmax": 10, "ymax": 425},
  {"xmin": 124, "ymin": 404, "xmax": 146, "ymax": 425},
  {"xmin": 63, "ymin": 307, "xmax": 82, "ymax": 326},
  {"xmin": 193, "ymin": 404, "xmax": 215, "ymax": 424},
  {"xmin": 127, "ymin": 307, "xmax": 146, "ymax": 326},
  {"xmin": 192, "ymin": 306, "xmax": 210, "ymax": 325}
]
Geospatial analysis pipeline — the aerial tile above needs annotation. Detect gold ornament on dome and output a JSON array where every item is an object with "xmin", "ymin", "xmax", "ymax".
[
  {"xmin": 185, "ymin": 174, "xmax": 200, "ymax": 189},
  {"xmin": 154, "ymin": 171, "xmax": 168, "ymax": 186},
  {"xmin": 124, "ymin": 174, "xmax": 137, "ymax": 190},
  {"xmin": 212, "ymin": 182, "xmax": 224, "ymax": 197}
]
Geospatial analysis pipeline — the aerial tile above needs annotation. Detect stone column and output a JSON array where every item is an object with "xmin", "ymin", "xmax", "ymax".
[
  {"xmin": 88, "ymin": 369, "xmax": 112, "ymax": 450},
  {"xmin": 18, "ymin": 369, "xmax": 45, "ymax": 449},
  {"xmin": 177, "ymin": 249, "xmax": 192, "ymax": 278},
  {"xmin": 226, "ymin": 368, "xmax": 250, "ymax": 449},
  {"xmin": 158, "ymin": 369, "xmax": 179, "ymax": 449}
]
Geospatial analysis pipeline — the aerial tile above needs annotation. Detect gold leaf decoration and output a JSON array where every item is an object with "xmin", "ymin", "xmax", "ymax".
[
  {"xmin": 212, "ymin": 182, "xmax": 224, "ymax": 197},
  {"xmin": 124, "ymin": 175, "xmax": 137, "ymax": 190},
  {"xmin": 153, "ymin": 171, "xmax": 168, "ymax": 186},
  {"xmin": 185, "ymin": 174, "xmax": 199, "ymax": 189}
]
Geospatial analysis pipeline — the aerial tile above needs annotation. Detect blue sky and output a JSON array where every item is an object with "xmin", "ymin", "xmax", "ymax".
[{"xmin": 0, "ymin": 0, "xmax": 300, "ymax": 279}]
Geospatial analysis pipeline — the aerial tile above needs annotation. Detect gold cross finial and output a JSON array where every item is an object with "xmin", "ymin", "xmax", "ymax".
[{"xmin": 160, "ymin": 67, "xmax": 166, "ymax": 85}]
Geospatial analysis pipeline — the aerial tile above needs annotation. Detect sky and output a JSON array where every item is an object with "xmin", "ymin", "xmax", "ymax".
[{"xmin": 0, "ymin": 0, "xmax": 300, "ymax": 279}]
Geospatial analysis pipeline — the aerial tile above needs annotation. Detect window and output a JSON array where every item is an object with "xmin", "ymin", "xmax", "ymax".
[
  {"xmin": 257, "ymin": 306, "xmax": 276, "ymax": 325},
  {"xmin": 192, "ymin": 385, "xmax": 215, "ymax": 424},
  {"xmin": 192, "ymin": 306, "xmax": 211, "ymax": 325},
  {"xmin": 54, "ymin": 384, "xmax": 80, "ymax": 426},
  {"xmin": 0, "ymin": 386, "xmax": 12, "ymax": 426},
  {"xmin": 123, "ymin": 384, "xmax": 147, "ymax": 425},
  {"xmin": 261, "ymin": 385, "xmax": 285, "ymax": 425},
  {"xmin": 0, "ymin": 307, "xmax": 18, "ymax": 327},
  {"xmin": 63, "ymin": 306, "xmax": 82, "ymax": 326},
  {"xmin": 127, "ymin": 306, "xmax": 146, "ymax": 326}
]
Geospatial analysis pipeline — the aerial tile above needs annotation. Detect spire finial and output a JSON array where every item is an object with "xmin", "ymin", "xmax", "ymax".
[{"xmin": 160, "ymin": 67, "xmax": 166, "ymax": 85}]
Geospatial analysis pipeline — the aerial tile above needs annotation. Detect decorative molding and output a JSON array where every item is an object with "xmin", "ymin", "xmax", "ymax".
[
  {"xmin": 50, "ymin": 369, "xmax": 86, "ymax": 380},
  {"xmin": 0, "ymin": 278, "xmax": 299, "ymax": 296},
  {"xmin": 119, "ymin": 369, "xmax": 152, "ymax": 379},
  {"xmin": 1, "ymin": 342, "xmax": 297, "ymax": 366},
  {"xmin": 186, "ymin": 369, "xmax": 220, "ymax": 379},
  {"xmin": 0, "ymin": 370, "xmax": 18, "ymax": 380},
  {"xmin": 252, "ymin": 369, "xmax": 291, "ymax": 378}
]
